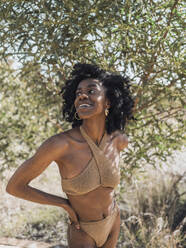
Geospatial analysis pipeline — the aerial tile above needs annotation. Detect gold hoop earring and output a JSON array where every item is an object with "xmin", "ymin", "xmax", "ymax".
[
  {"xmin": 105, "ymin": 109, "xmax": 109, "ymax": 116},
  {"xmin": 75, "ymin": 112, "xmax": 81, "ymax": 120}
]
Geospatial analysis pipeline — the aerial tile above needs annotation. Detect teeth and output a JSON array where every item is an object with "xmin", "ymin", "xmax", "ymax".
[{"xmin": 79, "ymin": 104, "xmax": 91, "ymax": 107}]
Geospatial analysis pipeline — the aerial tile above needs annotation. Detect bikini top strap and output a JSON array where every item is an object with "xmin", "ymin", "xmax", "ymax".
[
  {"xmin": 79, "ymin": 126, "xmax": 107, "ymax": 153},
  {"xmin": 79, "ymin": 126, "xmax": 110, "ymax": 181}
]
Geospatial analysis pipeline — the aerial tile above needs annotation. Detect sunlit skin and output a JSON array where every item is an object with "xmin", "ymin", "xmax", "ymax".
[{"xmin": 6, "ymin": 78, "xmax": 128, "ymax": 248}]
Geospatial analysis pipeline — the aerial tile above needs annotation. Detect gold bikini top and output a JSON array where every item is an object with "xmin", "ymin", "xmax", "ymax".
[{"xmin": 61, "ymin": 126, "xmax": 120, "ymax": 195}]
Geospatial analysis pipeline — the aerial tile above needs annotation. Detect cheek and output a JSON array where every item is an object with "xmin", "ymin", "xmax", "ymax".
[
  {"xmin": 96, "ymin": 95, "xmax": 107, "ymax": 108},
  {"xmin": 97, "ymin": 95, "xmax": 104, "ymax": 101}
]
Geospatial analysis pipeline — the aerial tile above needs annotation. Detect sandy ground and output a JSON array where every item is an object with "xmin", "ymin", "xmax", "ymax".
[{"xmin": 0, "ymin": 237, "xmax": 60, "ymax": 248}]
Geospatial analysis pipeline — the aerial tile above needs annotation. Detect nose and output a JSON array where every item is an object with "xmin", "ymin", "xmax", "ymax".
[{"xmin": 78, "ymin": 93, "xmax": 88, "ymax": 100}]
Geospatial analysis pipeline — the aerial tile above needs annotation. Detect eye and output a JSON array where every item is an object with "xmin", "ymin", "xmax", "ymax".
[
  {"xmin": 88, "ymin": 89, "xmax": 95, "ymax": 94},
  {"xmin": 75, "ymin": 91, "xmax": 81, "ymax": 96}
]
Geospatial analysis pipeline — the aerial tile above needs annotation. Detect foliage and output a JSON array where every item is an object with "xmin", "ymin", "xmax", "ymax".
[
  {"xmin": 0, "ymin": 0, "xmax": 185, "ymax": 174},
  {"xmin": 0, "ymin": 63, "xmax": 65, "ymax": 175}
]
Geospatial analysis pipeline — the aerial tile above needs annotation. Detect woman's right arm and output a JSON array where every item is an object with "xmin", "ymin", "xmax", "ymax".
[{"xmin": 6, "ymin": 134, "xmax": 80, "ymax": 228}]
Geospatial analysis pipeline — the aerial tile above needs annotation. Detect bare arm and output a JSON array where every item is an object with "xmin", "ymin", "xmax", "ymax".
[{"xmin": 6, "ymin": 134, "xmax": 79, "ymax": 226}]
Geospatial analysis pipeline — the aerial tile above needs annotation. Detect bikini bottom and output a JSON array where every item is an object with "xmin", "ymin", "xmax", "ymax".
[{"xmin": 79, "ymin": 204, "xmax": 119, "ymax": 247}]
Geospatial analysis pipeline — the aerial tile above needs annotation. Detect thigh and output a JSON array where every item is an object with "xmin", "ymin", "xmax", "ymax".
[
  {"xmin": 102, "ymin": 210, "xmax": 120, "ymax": 248},
  {"xmin": 67, "ymin": 223, "xmax": 97, "ymax": 248}
]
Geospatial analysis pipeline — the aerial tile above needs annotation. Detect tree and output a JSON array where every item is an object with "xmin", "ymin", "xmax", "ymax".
[{"xmin": 0, "ymin": 0, "xmax": 185, "ymax": 178}]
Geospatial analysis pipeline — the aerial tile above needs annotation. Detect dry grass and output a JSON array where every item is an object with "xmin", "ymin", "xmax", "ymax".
[{"xmin": 118, "ymin": 150, "xmax": 186, "ymax": 248}]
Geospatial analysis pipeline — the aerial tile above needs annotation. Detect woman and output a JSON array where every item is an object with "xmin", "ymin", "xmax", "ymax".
[{"xmin": 6, "ymin": 63, "xmax": 134, "ymax": 248}]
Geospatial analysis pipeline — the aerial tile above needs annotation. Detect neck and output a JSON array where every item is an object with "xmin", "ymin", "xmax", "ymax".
[{"xmin": 81, "ymin": 116, "xmax": 106, "ymax": 145}]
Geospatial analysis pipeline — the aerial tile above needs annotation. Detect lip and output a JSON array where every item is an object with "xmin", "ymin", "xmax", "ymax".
[{"xmin": 77, "ymin": 103, "xmax": 93, "ymax": 110}]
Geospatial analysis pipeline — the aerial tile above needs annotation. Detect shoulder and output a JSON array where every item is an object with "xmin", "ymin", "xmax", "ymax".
[
  {"xmin": 33, "ymin": 128, "xmax": 82, "ymax": 163},
  {"xmin": 44, "ymin": 127, "xmax": 82, "ymax": 151},
  {"xmin": 34, "ymin": 131, "xmax": 71, "ymax": 161},
  {"xmin": 111, "ymin": 130, "xmax": 128, "ymax": 152},
  {"xmin": 41, "ymin": 132, "xmax": 69, "ymax": 149}
]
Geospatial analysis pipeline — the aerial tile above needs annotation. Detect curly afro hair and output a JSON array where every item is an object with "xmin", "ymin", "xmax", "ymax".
[{"xmin": 61, "ymin": 63, "xmax": 134, "ymax": 134}]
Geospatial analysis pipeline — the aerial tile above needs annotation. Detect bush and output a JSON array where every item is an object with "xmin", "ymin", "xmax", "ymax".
[{"xmin": 118, "ymin": 167, "xmax": 186, "ymax": 248}]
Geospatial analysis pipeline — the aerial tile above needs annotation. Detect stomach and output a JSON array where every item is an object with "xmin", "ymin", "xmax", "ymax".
[{"xmin": 67, "ymin": 186, "xmax": 115, "ymax": 221}]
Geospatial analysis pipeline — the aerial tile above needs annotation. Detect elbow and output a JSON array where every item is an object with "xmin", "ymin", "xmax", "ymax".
[
  {"xmin": 6, "ymin": 181, "xmax": 16, "ymax": 196},
  {"xmin": 6, "ymin": 187, "xmax": 13, "ymax": 197},
  {"xmin": 6, "ymin": 180, "xmax": 26, "ymax": 197}
]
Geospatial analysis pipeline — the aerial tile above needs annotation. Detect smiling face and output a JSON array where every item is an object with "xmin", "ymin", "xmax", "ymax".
[{"xmin": 74, "ymin": 78, "xmax": 109, "ymax": 120}]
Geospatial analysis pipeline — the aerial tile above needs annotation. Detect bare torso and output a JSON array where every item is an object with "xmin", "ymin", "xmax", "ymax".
[{"xmin": 56, "ymin": 127, "xmax": 120, "ymax": 221}]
